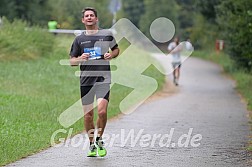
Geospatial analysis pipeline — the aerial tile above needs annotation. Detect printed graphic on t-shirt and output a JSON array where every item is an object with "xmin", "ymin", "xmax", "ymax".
[{"xmin": 84, "ymin": 47, "xmax": 102, "ymax": 60}]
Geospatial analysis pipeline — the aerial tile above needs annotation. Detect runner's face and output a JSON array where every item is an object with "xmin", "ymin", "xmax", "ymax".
[{"xmin": 82, "ymin": 10, "xmax": 98, "ymax": 26}]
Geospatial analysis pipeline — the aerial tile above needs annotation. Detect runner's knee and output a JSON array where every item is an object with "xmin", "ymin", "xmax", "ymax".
[
  {"xmin": 98, "ymin": 109, "xmax": 107, "ymax": 118},
  {"xmin": 84, "ymin": 112, "xmax": 94, "ymax": 121}
]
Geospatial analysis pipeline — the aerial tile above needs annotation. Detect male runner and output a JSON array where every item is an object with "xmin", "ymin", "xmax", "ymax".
[
  {"xmin": 168, "ymin": 37, "xmax": 182, "ymax": 86},
  {"xmin": 69, "ymin": 7, "xmax": 119, "ymax": 157}
]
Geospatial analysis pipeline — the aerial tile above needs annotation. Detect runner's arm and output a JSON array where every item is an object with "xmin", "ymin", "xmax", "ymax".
[
  {"xmin": 169, "ymin": 44, "xmax": 182, "ymax": 54},
  {"xmin": 104, "ymin": 48, "xmax": 120, "ymax": 60}
]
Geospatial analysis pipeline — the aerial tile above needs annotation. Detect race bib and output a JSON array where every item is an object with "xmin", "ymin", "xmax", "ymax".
[{"xmin": 84, "ymin": 47, "xmax": 102, "ymax": 60}]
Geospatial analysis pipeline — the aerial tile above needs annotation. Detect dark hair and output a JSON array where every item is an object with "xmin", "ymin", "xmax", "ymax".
[
  {"xmin": 82, "ymin": 7, "xmax": 98, "ymax": 18},
  {"xmin": 174, "ymin": 36, "xmax": 180, "ymax": 45}
]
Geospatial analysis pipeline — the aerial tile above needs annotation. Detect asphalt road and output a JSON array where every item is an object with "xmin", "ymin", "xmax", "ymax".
[{"xmin": 7, "ymin": 55, "xmax": 251, "ymax": 167}]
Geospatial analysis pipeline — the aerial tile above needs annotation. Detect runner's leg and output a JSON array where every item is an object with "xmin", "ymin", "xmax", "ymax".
[
  {"xmin": 84, "ymin": 105, "xmax": 95, "ymax": 143},
  {"xmin": 96, "ymin": 98, "xmax": 108, "ymax": 138},
  {"xmin": 81, "ymin": 86, "xmax": 96, "ymax": 143},
  {"xmin": 95, "ymin": 84, "xmax": 110, "ymax": 138}
]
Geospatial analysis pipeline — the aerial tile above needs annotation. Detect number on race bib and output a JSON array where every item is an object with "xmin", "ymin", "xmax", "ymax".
[{"xmin": 84, "ymin": 47, "xmax": 102, "ymax": 60}]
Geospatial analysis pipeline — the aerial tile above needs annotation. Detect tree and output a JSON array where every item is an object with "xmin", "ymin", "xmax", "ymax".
[
  {"xmin": 0, "ymin": 0, "xmax": 17, "ymax": 20},
  {"xmin": 0, "ymin": 0, "xmax": 50, "ymax": 26},
  {"xmin": 139, "ymin": 0, "xmax": 179, "ymax": 40},
  {"xmin": 46, "ymin": 0, "xmax": 112, "ymax": 29},
  {"xmin": 195, "ymin": 0, "xmax": 221, "ymax": 24},
  {"xmin": 0, "ymin": 0, "xmax": 112, "ymax": 29},
  {"xmin": 176, "ymin": 0, "xmax": 196, "ymax": 39},
  {"xmin": 122, "ymin": 0, "xmax": 145, "ymax": 27},
  {"xmin": 186, "ymin": 0, "xmax": 222, "ymax": 49},
  {"xmin": 216, "ymin": 0, "xmax": 252, "ymax": 71}
]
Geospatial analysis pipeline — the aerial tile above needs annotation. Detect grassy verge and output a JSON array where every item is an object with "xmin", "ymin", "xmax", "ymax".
[
  {"xmin": 192, "ymin": 50, "xmax": 252, "ymax": 150},
  {"xmin": 0, "ymin": 18, "xmax": 54, "ymax": 60},
  {"xmin": 0, "ymin": 32, "xmax": 165, "ymax": 165}
]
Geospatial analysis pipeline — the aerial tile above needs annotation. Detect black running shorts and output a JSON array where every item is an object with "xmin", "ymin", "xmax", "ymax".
[{"xmin": 80, "ymin": 84, "xmax": 110, "ymax": 105}]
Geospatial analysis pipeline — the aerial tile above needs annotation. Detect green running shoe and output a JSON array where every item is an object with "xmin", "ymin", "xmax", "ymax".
[
  {"xmin": 96, "ymin": 140, "xmax": 107, "ymax": 157},
  {"xmin": 87, "ymin": 144, "xmax": 97, "ymax": 157}
]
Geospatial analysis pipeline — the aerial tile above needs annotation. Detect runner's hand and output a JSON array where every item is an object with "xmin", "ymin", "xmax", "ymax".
[
  {"xmin": 80, "ymin": 53, "xmax": 90, "ymax": 61},
  {"xmin": 104, "ymin": 52, "xmax": 112, "ymax": 60}
]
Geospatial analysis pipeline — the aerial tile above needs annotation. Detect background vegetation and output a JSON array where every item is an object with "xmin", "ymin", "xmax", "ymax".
[{"xmin": 1, "ymin": 0, "xmax": 251, "ymax": 71}]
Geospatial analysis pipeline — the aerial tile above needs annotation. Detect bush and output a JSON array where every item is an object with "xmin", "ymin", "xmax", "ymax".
[
  {"xmin": 216, "ymin": 0, "xmax": 252, "ymax": 71},
  {"xmin": 0, "ymin": 17, "xmax": 55, "ymax": 60}
]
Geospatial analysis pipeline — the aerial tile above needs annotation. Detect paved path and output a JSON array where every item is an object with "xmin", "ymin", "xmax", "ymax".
[{"xmin": 7, "ymin": 55, "xmax": 251, "ymax": 167}]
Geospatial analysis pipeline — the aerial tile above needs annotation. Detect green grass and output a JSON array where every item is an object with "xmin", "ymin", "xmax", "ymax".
[
  {"xmin": 0, "ymin": 34, "xmax": 165, "ymax": 165},
  {"xmin": 0, "ymin": 36, "xmax": 79, "ymax": 165},
  {"xmin": 0, "ymin": 18, "xmax": 54, "ymax": 60},
  {"xmin": 233, "ymin": 72, "xmax": 252, "ymax": 111}
]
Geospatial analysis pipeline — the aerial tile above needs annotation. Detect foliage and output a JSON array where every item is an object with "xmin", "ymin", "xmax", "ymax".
[
  {"xmin": 139, "ymin": 0, "xmax": 180, "ymax": 40},
  {"xmin": 176, "ymin": 0, "xmax": 196, "ymax": 39},
  {"xmin": 0, "ymin": 17, "xmax": 55, "ymax": 60},
  {"xmin": 0, "ymin": 0, "xmax": 113, "ymax": 29},
  {"xmin": 122, "ymin": 0, "xmax": 145, "ymax": 27},
  {"xmin": 0, "ymin": 0, "xmax": 50, "ymax": 26},
  {"xmin": 1, "ymin": 0, "xmax": 251, "ymax": 69},
  {"xmin": 193, "ymin": 0, "xmax": 252, "ymax": 71},
  {"xmin": 188, "ymin": 14, "xmax": 219, "ymax": 50},
  {"xmin": 216, "ymin": 0, "xmax": 252, "ymax": 71},
  {"xmin": 195, "ymin": 0, "xmax": 221, "ymax": 24},
  {"xmin": 45, "ymin": 0, "xmax": 113, "ymax": 29}
]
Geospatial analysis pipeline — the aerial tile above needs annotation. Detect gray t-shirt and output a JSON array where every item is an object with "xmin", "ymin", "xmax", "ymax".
[{"xmin": 69, "ymin": 29, "xmax": 118, "ymax": 86}]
